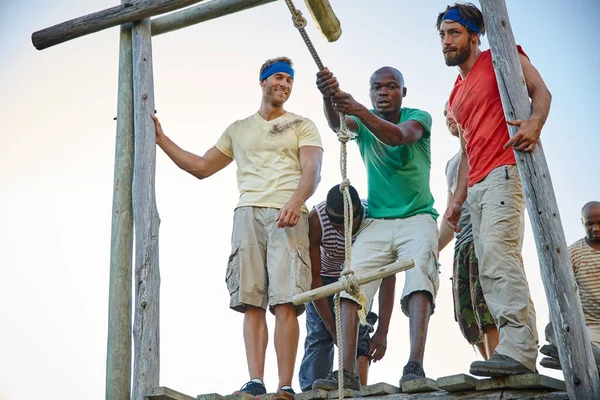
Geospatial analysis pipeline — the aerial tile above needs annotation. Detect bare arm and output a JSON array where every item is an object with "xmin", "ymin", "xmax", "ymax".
[
  {"xmin": 308, "ymin": 210, "xmax": 337, "ymax": 337},
  {"xmin": 444, "ymin": 129, "xmax": 469, "ymax": 232},
  {"xmin": 369, "ymin": 274, "xmax": 395, "ymax": 362},
  {"xmin": 277, "ymin": 146, "xmax": 323, "ymax": 228},
  {"xmin": 153, "ymin": 115, "xmax": 232, "ymax": 179},
  {"xmin": 504, "ymin": 53, "xmax": 552, "ymax": 152},
  {"xmin": 438, "ymin": 190, "xmax": 455, "ymax": 252},
  {"xmin": 350, "ymin": 107, "xmax": 426, "ymax": 146},
  {"xmin": 316, "ymin": 68, "xmax": 358, "ymax": 133}
]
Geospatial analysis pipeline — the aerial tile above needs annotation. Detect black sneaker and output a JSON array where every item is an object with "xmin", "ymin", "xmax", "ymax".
[
  {"xmin": 400, "ymin": 361, "xmax": 425, "ymax": 386},
  {"xmin": 312, "ymin": 369, "xmax": 360, "ymax": 391},
  {"xmin": 278, "ymin": 386, "xmax": 296, "ymax": 396},
  {"xmin": 470, "ymin": 353, "xmax": 534, "ymax": 377},
  {"xmin": 235, "ymin": 379, "xmax": 267, "ymax": 396}
]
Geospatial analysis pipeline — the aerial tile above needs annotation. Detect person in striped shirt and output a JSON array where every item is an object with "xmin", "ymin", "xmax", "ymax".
[
  {"xmin": 299, "ymin": 185, "xmax": 395, "ymax": 391},
  {"xmin": 569, "ymin": 201, "xmax": 600, "ymax": 347}
]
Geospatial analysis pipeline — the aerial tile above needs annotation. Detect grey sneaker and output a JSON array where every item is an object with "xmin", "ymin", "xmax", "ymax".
[
  {"xmin": 470, "ymin": 353, "xmax": 534, "ymax": 377},
  {"xmin": 400, "ymin": 361, "xmax": 425, "ymax": 386},
  {"xmin": 312, "ymin": 369, "xmax": 360, "ymax": 391}
]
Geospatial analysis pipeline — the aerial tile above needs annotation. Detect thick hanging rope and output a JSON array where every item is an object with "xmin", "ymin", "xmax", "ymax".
[{"xmin": 282, "ymin": 1, "xmax": 367, "ymax": 396}]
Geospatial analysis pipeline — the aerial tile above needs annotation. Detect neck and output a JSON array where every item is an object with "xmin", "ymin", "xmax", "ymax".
[
  {"xmin": 585, "ymin": 237, "xmax": 600, "ymax": 251},
  {"xmin": 458, "ymin": 47, "xmax": 482, "ymax": 79},
  {"xmin": 259, "ymin": 100, "xmax": 285, "ymax": 121}
]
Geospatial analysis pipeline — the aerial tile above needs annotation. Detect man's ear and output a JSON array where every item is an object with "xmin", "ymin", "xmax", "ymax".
[{"xmin": 402, "ymin": 87, "xmax": 407, "ymax": 98}]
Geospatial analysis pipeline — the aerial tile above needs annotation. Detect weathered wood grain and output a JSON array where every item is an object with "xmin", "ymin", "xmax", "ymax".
[
  {"xmin": 325, "ymin": 388, "xmax": 361, "ymax": 399},
  {"xmin": 147, "ymin": 386, "xmax": 196, "ymax": 400},
  {"xmin": 32, "ymin": 0, "xmax": 206, "ymax": 50},
  {"xmin": 131, "ymin": 15, "xmax": 161, "ymax": 400},
  {"xmin": 294, "ymin": 389, "xmax": 328, "ymax": 400},
  {"xmin": 436, "ymin": 374, "xmax": 477, "ymax": 392},
  {"xmin": 476, "ymin": 374, "xmax": 565, "ymax": 392},
  {"xmin": 106, "ymin": 3, "xmax": 134, "ymax": 399},
  {"xmin": 223, "ymin": 393, "xmax": 255, "ymax": 400},
  {"xmin": 480, "ymin": 0, "xmax": 600, "ymax": 398},
  {"xmin": 151, "ymin": 0, "xmax": 275, "ymax": 36},
  {"xmin": 196, "ymin": 394, "xmax": 224, "ymax": 400},
  {"xmin": 359, "ymin": 382, "xmax": 400, "ymax": 396},
  {"xmin": 401, "ymin": 378, "xmax": 438, "ymax": 393},
  {"xmin": 292, "ymin": 259, "xmax": 414, "ymax": 305}
]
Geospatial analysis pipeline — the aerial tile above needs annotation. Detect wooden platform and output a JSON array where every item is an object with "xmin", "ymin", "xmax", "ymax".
[{"xmin": 147, "ymin": 374, "xmax": 569, "ymax": 400}]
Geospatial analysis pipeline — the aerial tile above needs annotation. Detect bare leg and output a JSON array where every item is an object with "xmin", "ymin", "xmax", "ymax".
[
  {"xmin": 273, "ymin": 303, "xmax": 299, "ymax": 389},
  {"xmin": 407, "ymin": 292, "xmax": 433, "ymax": 364},
  {"xmin": 244, "ymin": 305, "xmax": 268, "ymax": 381},
  {"xmin": 475, "ymin": 342, "xmax": 488, "ymax": 360},
  {"xmin": 341, "ymin": 298, "xmax": 360, "ymax": 372},
  {"xmin": 483, "ymin": 324, "xmax": 499, "ymax": 359},
  {"xmin": 356, "ymin": 356, "xmax": 370, "ymax": 385}
]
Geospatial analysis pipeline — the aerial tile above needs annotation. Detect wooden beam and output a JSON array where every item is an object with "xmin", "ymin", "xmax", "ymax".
[
  {"xmin": 146, "ymin": 386, "xmax": 196, "ymax": 400},
  {"xmin": 106, "ymin": 3, "xmax": 134, "ymax": 399},
  {"xmin": 151, "ymin": 0, "xmax": 276, "ymax": 36},
  {"xmin": 131, "ymin": 15, "xmax": 161, "ymax": 400},
  {"xmin": 291, "ymin": 259, "xmax": 414, "ymax": 306},
  {"xmin": 479, "ymin": 1, "xmax": 600, "ymax": 398},
  {"xmin": 31, "ymin": 0, "xmax": 206, "ymax": 50}
]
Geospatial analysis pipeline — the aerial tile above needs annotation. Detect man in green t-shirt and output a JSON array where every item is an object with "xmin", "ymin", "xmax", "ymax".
[{"xmin": 311, "ymin": 66, "xmax": 439, "ymax": 390}]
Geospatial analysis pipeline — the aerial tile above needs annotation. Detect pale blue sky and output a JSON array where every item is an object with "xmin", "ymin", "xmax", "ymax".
[{"xmin": 1, "ymin": 1, "xmax": 599, "ymax": 399}]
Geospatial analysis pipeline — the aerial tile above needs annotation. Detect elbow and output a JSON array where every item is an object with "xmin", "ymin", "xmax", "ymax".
[{"xmin": 186, "ymin": 165, "xmax": 210, "ymax": 180}]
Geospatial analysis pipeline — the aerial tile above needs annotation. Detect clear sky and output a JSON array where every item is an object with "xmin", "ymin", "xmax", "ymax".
[{"xmin": 1, "ymin": 0, "xmax": 599, "ymax": 399}]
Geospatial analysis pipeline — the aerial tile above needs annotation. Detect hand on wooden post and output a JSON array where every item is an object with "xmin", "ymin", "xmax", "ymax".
[
  {"xmin": 151, "ymin": 114, "xmax": 165, "ymax": 147},
  {"xmin": 503, "ymin": 117, "xmax": 543, "ymax": 152}
]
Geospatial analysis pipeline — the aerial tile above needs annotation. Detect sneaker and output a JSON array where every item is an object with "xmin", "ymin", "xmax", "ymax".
[
  {"xmin": 470, "ymin": 353, "xmax": 534, "ymax": 377},
  {"xmin": 278, "ymin": 386, "xmax": 296, "ymax": 396},
  {"xmin": 235, "ymin": 379, "xmax": 267, "ymax": 396},
  {"xmin": 312, "ymin": 369, "xmax": 360, "ymax": 391},
  {"xmin": 400, "ymin": 361, "xmax": 426, "ymax": 386}
]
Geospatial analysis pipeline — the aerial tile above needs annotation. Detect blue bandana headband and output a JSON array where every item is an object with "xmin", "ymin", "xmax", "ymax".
[
  {"xmin": 260, "ymin": 61, "xmax": 295, "ymax": 81},
  {"xmin": 443, "ymin": 8, "xmax": 481, "ymax": 34}
]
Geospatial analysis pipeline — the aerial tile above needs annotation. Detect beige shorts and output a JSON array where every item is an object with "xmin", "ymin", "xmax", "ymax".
[
  {"xmin": 225, "ymin": 206, "xmax": 311, "ymax": 315},
  {"xmin": 588, "ymin": 325, "xmax": 600, "ymax": 348},
  {"xmin": 339, "ymin": 214, "xmax": 440, "ymax": 315}
]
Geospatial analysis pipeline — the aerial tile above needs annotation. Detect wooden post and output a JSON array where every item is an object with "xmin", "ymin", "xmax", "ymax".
[
  {"xmin": 131, "ymin": 15, "xmax": 161, "ymax": 400},
  {"xmin": 150, "ymin": 0, "xmax": 276, "ymax": 36},
  {"xmin": 479, "ymin": 1, "xmax": 600, "ymax": 398},
  {"xmin": 106, "ymin": 5, "xmax": 134, "ymax": 399},
  {"xmin": 31, "ymin": 0, "xmax": 206, "ymax": 50}
]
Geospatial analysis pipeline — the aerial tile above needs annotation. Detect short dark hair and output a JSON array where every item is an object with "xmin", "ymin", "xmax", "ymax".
[
  {"xmin": 326, "ymin": 184, "xmax": 360, "ymax": 215},
  {"xmin": 259, "ymin": 56, "xmax": 293, "ymax": 81},
  {"xmin": 436, "ymin": 3, "xmax": 485, "ymax": 36}
]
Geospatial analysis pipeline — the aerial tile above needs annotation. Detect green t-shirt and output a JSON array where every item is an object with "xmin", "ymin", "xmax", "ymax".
[{"xmin": 350, "ymin": 107, "xmax": 438, "ymax": 220}]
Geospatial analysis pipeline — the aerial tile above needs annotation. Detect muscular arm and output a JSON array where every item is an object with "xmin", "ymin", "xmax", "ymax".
[
  {"xmin": 352, "ymin": 108, "xmax": 426, "ymax": 146},
  {"xmin": 439, "ymin": 190, "xmax": 455, "ymax": 252},
  {"xmin": 308, "ymin": 210, "xmax": 337, "ymax": 336},
  {"xmin": 153, "ymin": 115, "xmax": 232, "ymax": 179},
  {"xmin": 277, "ymin": 146, "xmax": 323, "ymax": 228},
  {"xmin": 322, "ymin": 95, "xmax": 359, "ymax": 133}
]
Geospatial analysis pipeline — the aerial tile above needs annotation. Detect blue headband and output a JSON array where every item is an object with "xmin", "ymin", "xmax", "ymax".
[
  {"xmin": 260, "ymin": 61, "xmax": 294, "ymax": 81},
  {"xmin": 443, "ymin": 8, "xmax": 481, "ymax": 34}
]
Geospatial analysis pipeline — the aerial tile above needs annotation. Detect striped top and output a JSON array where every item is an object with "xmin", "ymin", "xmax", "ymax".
[
  {"xmin": 569, "ymin": 238, "xmax": 600, "ymax": 325},
  {"xmin": 317, "ymin": 199, "xmax": 368, "ymax": 278}
]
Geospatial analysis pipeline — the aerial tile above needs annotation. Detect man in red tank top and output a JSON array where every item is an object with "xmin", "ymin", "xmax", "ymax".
[{"xmin": 436, "ymin": 3, "xmax": 551, "ymax": 377}]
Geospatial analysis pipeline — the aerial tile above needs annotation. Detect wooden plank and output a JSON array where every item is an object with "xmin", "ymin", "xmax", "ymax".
[
  {"xmin": 106, "ymin": 2, "xmax": 134, "ymax": 398},
  {"xmin": 223, "ymin": 393, "xmax": 255, "ymax": 400},
  {"xmin": 147, "ymin": 386, "xmax": 196, "ymax": 400},
  {"xmin": 151, "ymin": 0, "xmax": 276, "ymax": 36},
  {"xmin": 131, "ymin": 14, "xmax": 161, "ymax": 400},
  {"xmin": 294, "ymin": 389, "xmax": 329, "ymax": 400},
  {"xmin": 476, "ymin": 374, "xmax": 565, "ymax": 392},
  {"xmin": 296, "ymin": 390, "xmax": 566, "ymax": 399},
  {"xmin": 359, "ymin": 382, "xmax": 401, "ymax": 396},
  {"xmin": 293, "ymin": 259, "xmax": 414, "ymax": 305},
  {"xmin": 325, "ymin": 388, "xmax": 361, "ymax": 399},
  {"xmin": 31, "ymin": 0, "xmax": 205, "ymax": 50},
  {"xmin": 540, "ymin": 357, "xmax": 562, "ymax": 371},
  {"xmin": 196, "ymin": 394, "xmax": 224, "ymax": 400},
  {"xmin": 401, "ymin": 378, "xmax": 438, "ymax": 393},
  {"xmin": 260, "ymin": 393, "xmax": 294, "ymax": 400},
  {"xmin": 436, "ymin": 374, "xmax": 477, "ymax": 392},
  {"xmin": 503, "ymin": 391, "xmax": 569, "ymax": 400},
  {"xmin": 479, "ymin": 1, "xmax": 600, "ymax": 398}
]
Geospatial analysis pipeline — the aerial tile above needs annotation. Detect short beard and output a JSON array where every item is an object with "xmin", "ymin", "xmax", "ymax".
[{"xmin": 444, "ymin": 46, "xmax": 472, "ymax": 67}]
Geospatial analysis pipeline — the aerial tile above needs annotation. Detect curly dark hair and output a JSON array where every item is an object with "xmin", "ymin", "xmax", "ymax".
[
  {"xmin": 326, "ymin": 184, "xmax": 360, "ymax": 215},
  {"xmin": 436, "ymin": 3, "xmax": 485, "ymax": 36},
  {"xmin": 259, "ymin": 56, "xmax": 293, "ymax": 81}
]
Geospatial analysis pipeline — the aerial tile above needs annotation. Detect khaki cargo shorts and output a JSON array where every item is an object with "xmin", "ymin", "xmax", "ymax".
[
  {"xmin": 340, "ymin": 214, "xmax": 440, "ymax": 315},
  {"xmin": 225, "ymin": 206, "xmax": 311, "ymax": 315}
]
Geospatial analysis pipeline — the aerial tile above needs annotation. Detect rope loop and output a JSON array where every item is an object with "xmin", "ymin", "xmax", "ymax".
[{"xmin": 292, "ymin": 11, "xmax": 307, "ymax": 29}]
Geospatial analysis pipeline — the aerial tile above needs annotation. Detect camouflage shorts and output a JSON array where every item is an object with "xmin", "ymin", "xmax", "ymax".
[{"xmin": 452, "ymin": 240, "xmax": 495, "ymax": 344}]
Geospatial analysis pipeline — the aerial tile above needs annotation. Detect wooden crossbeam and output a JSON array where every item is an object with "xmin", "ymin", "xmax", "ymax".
[
  {"xmin": 32, "ymin": 0, "xmax": 207, "ymax": 50},
  {"xmin": 291, "ymin": 259, "xmax": 414, "ymax": 306}
]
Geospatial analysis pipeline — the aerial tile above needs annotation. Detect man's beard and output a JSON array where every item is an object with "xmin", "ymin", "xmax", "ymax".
[{"xmin": 444, "ymin": 45, "xmax": 471, "ymax": 67}]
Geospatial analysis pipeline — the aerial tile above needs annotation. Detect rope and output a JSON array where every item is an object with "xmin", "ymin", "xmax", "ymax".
[{"xmin": 282, "ymin": 1, "xmax": 367, "ymax": 397}]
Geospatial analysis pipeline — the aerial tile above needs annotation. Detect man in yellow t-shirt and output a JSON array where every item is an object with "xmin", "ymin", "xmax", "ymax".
[{"xmin": 152, "ymin": 57, "xmax": 323, "ymax": 396}]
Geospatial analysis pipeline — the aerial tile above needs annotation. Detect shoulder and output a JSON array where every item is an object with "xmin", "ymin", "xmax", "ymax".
[
  {"xmin": 568, "ymin": 238, "xmax": 584, "ymax": 255},
  {"xmin": 402, "ymin": 107, "xmax": 432, "ymax": 134}
]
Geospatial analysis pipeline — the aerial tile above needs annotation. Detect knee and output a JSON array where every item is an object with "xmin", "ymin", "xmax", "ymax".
[{"xmin": 273, "ymin": 303, "xmax": 297, "ymax": 319}]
